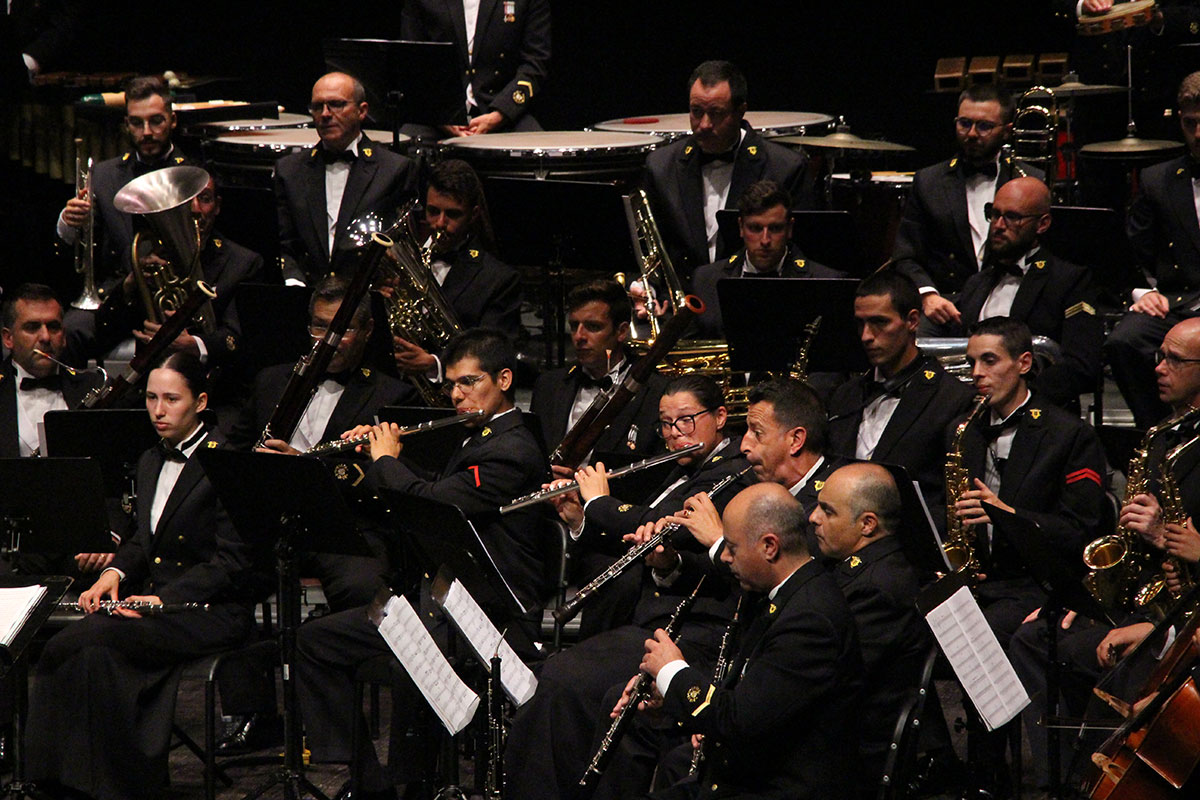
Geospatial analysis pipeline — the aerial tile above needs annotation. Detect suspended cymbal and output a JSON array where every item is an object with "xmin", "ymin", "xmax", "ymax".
[
  {"xmin": 773, "ymin": 131, "xmax": 914, "ymax": 153},
  {"xmin": 1052, "ymin": 80, "xmax": 1128, "ymax": 98},
  {"xmin": 1079, "ymin": 135, "xmax": 1185, "ymax": 157}
]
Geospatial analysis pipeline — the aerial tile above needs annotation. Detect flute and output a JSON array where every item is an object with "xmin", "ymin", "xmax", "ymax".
[
  {"xmin": 57, "ymin": 600, "xmax": 210, "ymax": 615},
  {"xmin": 301, "ymin": 410, "xmax": 484, "ymax": 456},
  {"xmin": 499, "ymin": 444, "xmax": 702, "ymax": 514},
  {"xmin": 553, "ymin": 465, "xmax": 752, "ymax": 626}
]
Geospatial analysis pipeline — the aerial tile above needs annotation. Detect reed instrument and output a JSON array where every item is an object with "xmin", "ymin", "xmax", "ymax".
[
  {"xmin": 70, "ymin": 138, "xmax": 102, "ymax": 311},
  {"xmin": 579, "ymin": 579, "xmax": 704, "ymax": 791},
  {"xmin": 688, "ymin": 595, "xmax": 742, "ymax": 777},
  {"xmin": 1135, "ymin": 431, "xmax": 1200, "ymax": 613},
  {"xmin": 942, "ymin": 396, "xmax": 990, "ymax": 575},
  {"xmin": 302, "ymin": 410, "xmax": 484, "ymax": 456},
  {"xmin": 500, "ymin": 444, "xmax": 702, "ymax": 514},
  {"xmin": 553, "ymin": 465, "xmax": 751, "ymax": 625}
]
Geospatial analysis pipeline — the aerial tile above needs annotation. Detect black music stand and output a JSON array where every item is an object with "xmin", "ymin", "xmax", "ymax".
[
  {"xmin": 879, "ymin": 462, "xmax": 947, "ymax": 585},
  {"xmin": 377, "ymin": 406, "xmax": 460, "ymax": 474},
  {"xmin": 0, "ymin": 458, "xmax": 115, "ymax": 557},
  {"xmin": 483, "ymin": 177, "xmax": 637, "ymax": 367},
  {"xmin": 715, "ymin": 209, "xmax": 859, "ymax": 274},
  {"xmin": 323, "ymin": 38, "xmax": 465, "ymax": 148},
  {"xmin": 719, "ymin": 278, "xmax": 866, "ymax": 374},
  {"xmin": 198, "ymin": 450, "xmax": 371, "ymax": 800},
  {"xmin": 0, "ymin": 574, "xmax": 72, "ymax": 800},
  {"xmin": 42, "ymin": 409, "xmax": 156, "ymax": 497}
]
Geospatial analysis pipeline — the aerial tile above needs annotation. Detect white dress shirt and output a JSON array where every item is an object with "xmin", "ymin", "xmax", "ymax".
[
  {"xmin": 463, "ymin": 0, "xmax": 481, "ymax": 111},
  {"xmin": 857, "ymin": 369, "xmax": 903, "ymax": 459},
  {"xmin": 568, "ymin": 357, "xmax": 627, "ymax": 432},
  {"xmin": 150, "ymin": 423, "xmax": 207, "ymax": 534},
  {"xmin": 13, "ymin": 363, "xmax": 68, "ymax": 457},
  {"xmin": 965, "ymin": 165, "xmax": 999, "ymax": 269},
  {"xmin": 289, "ymin": 379, "xmax": 345, "ymax": 452},
  {"xmin": 701, "ymin": 129, "xmax": 747, "ymax": 263},
  {"xmin": 978, "ymin": 254, "xmax": 1029, "ymax": 320},
  {"xmin": 324, "ymin": 134, "xmax": 363, "ymax": 257}
]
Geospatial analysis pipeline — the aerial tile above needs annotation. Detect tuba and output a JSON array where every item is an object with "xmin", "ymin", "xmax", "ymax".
[
  {"xmin": 70, "ymin": 138, "xmax": 102, "ymax": 311},
  {"xmin": 114, "ymin": 165, "xmax": 215, "ymax": 333},
  {"xmin": 943, "ymin": 395, "xmax": 990, "ymax": 575}
]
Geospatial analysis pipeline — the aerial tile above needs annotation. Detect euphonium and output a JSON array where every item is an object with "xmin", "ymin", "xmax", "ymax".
[
  {"xmin": 1135, "ymin": 429, "xmax": 1200, "ymax": 615},
  {"xmin": 70, "ymin": 138, "xmax": 102, "ymax": 311},
  {"xmin": 943, "ymin": 395, "xmax": 990, "ymax": 575},
  {"xmin": 1083, "ymin": 407, "xmax": 1200, "ymax": 615}
]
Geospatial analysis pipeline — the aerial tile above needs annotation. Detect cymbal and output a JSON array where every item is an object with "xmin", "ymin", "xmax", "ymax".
[
  {"xmin": 1079, "ymin": 135, "xmax": 1185, "ymax": 157},
  {"xmin": 773, "ymin": 132, "xmax": 914, "ymax": 153},
  {"xmin": 1052, "ymin": 80, "xmax": 1128, "ymax": 98}
]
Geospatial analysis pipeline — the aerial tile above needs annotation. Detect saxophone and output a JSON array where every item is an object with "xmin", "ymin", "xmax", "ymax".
[
  {"xmin": 1083, "ymin": 407, "xmax": 1200, "ymax": 616},
  {"xmin": 1135, "ymin": 429, "xmax": 1200, "ymax": 615},
  {"xmin": 943, "ymin": 395, "xmax": 990, "ymax": 575}
]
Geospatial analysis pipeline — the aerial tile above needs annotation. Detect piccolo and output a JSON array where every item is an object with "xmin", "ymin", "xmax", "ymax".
[
  {"xmin": 57, "ymin": 600, "xmax": 210, "ymax": 615},
  {"xmin": 302, "ymin": 410, "xmax": 484, "ymax": 456},
  {"xmin": 500, "ymin": 443, "xmax": 703, "ymax": 514},
  {"xmin": 553, "ymin": 464, "xmax": 752, "ymax": 626}
]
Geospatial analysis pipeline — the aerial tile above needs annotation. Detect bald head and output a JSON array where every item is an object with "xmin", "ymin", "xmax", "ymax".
[
  {"xmin": 810, "ymin": 462, "xmax": 902, "ymax": 560},
  {"xmin": 310, "ymin": 72, "xmax": 368, "ymax": 151},
  {"xmin": 314, "ymin": 72, "xmax": 366, "ymax": 103},
  {"xmin": 987, "ymin": 176, "xmax": 1051, "ymax": 262},
  {"xmin": 1157, "ymin": 318, "xmax": 1200, "ymax": 410},
  {"xmin": 726, "ymin": 483, "xmax": 808, "ymax": 554},
  {"xmin": 994, "ymin": 177, "xmax": 1050, "ymax": 216}
]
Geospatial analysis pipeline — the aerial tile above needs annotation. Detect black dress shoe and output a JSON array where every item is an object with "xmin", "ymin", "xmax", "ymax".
[{"xmin": 215, "ymin": 712, "xmax": 283, "ymax": 755}]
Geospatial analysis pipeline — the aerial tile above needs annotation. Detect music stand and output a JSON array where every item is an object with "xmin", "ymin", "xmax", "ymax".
[
  {"xmin": 0, "ymin": 459, "xmax": 114, "ymax": 557},
  {"xmin": 879, "ymin": 462, "xmax": 948, "ymax": 584},
  {"xmin": 719, "ymin": 278, "xmax": 866, "ymax": 373},
  {"xmin": 236, "ymin": 284, "xmax": 314, "ymax": 376},
  {"xmin": 42, "ymin": 409, "xmax": 157, "ymax": 497},
  {"xmin": 716, "ymin": 209, "xmax": 860, "ymax": 274},
  {"xmin": 322, "ymin": 38, "xmax": 466, "ymax": 148},
  {"xmin": 377, "ymin": 406, "xmax": 460, "ymax": 475},
  {"xmin": 483, "ymin": 177, "xmax": 637, "ymax": 366},
  {"xmin": 197, "ymin": 450, "xmax": 370, "ymax": 800}
]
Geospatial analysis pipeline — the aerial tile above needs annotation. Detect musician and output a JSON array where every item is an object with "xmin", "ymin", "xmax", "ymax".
[
  {"xmin": 643, "ymin": 60, "xmax": 810, "ymax": 278},
  {"xmin": 948, "ymin": 176, "xmax": 1103, "ymax": 409},
  {"xmin": 1106, "ymin": 71, "xmax": 1200, "ymax": 428},
  {"xmin": 399, "ymin": 0, "xmax": 551, "ymax": 137},
  {"xmin": 810, "ymin": 462, "xmax": 931, "ymax": 796},
  {"xmin": 690, "ymin": 179, "xmax": 844, "ymax": 339},
  {"xmin": 826, "ymin": 270, "xmax": 976, "ymax": 519},
  {"xmin": 294, "ymin": 328, "xmax": 547, "ymax": 798},
  {"xmin": 530, "ymin": 279, "xmax": 668, "ymax": 464},
  {"xmin": 26, "ymin": 352, "xmax": 265, "ymax": 800},
  {"xmin": 629, "ymin": 481, "xmax": 864, "ymax": 800},
  {"xmin": 504, "ymin": 374, "xmax": 752, "ymax": 800},
  {"xmin": 274, "ymin": 72, "xmax": 417, "ymax": 285},
  {"xmin": 390, "ymin": 159, "xmax": 523, "ymax": 380},
  {"xmin": 892, "ymin": 84, "xmax": 1039, "ymax": 328}
]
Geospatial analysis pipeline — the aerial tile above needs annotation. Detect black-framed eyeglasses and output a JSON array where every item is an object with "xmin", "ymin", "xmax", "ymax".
[
  {"xmin": 440, "ymin": 373, "xmax": 489, "ymax": 397},
  {"xmin": 309, "ymin": 99, "xmax": 351, "ymax": 114},
  {"xmin": 658, "ymin": 409, "xmax": 713, "ymax": 437},
  {"xmin": 1155, "ymin": 350, "xmax": 1200, "ymax": 369},
  {"xmin": 983, "ymin": 202, "xmax": 1042, "ymax": 226},
  {"xmin": 308, "ymin": 323, "xmax": 359, "ymax": 338},
  {"xmin": 955, "ymin": 116, "xmax": 1000, "ymax": 135}
]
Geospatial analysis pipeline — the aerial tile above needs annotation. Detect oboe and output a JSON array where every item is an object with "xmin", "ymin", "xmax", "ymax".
[
  {"xmin": 301, "ymin": 410, "xmax": 484, "ymax": 456},
  {"xmin": 56, "ymin": 600, "xmax": 210, "ymax": 615},
  {"xmin": 500, "ymin": 444, "xmax": 702, "ymax": 513},
  {"xmin": 553, "ymin": 465, "xmax": 752, "ymax": 625},
  {"xmin": 579, "ymin": 578, "xmax": 705, "ymax": 791},
  {"xmin": 688, "ymin": 595, "xmax": 742, "ymax": 777}
]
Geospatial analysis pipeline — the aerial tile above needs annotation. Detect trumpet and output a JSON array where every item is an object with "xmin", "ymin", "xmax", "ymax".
[
  {"xmin": 301, "ymin": 410, "xmax": 484, "ymax": 456},
  {"xmin": 553, "ymin": 465, "xmax": 752, "ymax": 626},
  {"xmin": 71, "ymin": 137, "xmax": 102, "ymax": 311},
  {"xmin": 57, "ymin": 600, "xmax": 210, "ymax": 615},
  {"xmin": 500, "ymin": 444, "xmax": 702, "ymax": 514}
]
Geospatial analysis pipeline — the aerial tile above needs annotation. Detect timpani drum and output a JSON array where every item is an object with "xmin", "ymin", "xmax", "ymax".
[
  {"xmin": 592, "ymin": 111, "xmax": 835, "ymax": 141},
  {"xmin": 438, "ymin": 130, "xmax": 663, "ymax": 184},
  {"xmin": 830, "ymin": 171, "xmax": 914, "ymax": 270},
  {"xmin": 205, "ymin": 128, "xmax": 410, "ymax": 188},
  {"xmin": 192, "ymin": 112, "xmax": 313, "ymax": 134}
]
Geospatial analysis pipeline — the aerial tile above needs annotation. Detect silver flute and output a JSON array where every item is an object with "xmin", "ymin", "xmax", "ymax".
[
  {"xmin": 552, "ymin": 464, "xmax": 752, "ymax": 625},
  {"xmin": 302, "ymin": 410, "xmax": 484, "ymax": 456},
  {"xmin": 500, "ymin": 443, "xmax": 703, "ymax": 514},
  {"xmin": 57, "ymin": 600, "xmax": 210, "ymax": 615}
]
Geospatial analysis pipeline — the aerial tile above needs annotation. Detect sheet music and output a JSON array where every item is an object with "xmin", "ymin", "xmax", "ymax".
[
  {"xmin": 437, "ymin": 578, "xmax": 537, "ymax": 706},
  {"xmin": 924, "ymin": 585, "xmax": 1030, "ymax": 731},
  {"xmin": 0, "ymin": 585, "xmax": 47, "ymax": 648},
  {"xmin": 373, "ymin": 595, "xmax": 479, "ymax": 734}
]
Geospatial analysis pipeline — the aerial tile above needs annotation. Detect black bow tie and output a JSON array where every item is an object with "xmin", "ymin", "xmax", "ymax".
[
  {"xmin": 576, "ymin": 370, "xmax": 613, "ymax": 391},
  {"xmin": 158, "ymin": 442, "xmax": 188, "ymax": 463},
  {"xmin": 19, "ymin": 374, "xmax": 62, "ymax": 392},
  {"xmin": 1187, "ymin": 159, "xmax": 1200, "ymax": 180},
  {"xmin": 960, "ymin": 160, "xmax": 998, "ymax": 180},
  {"xmin": 991, "ymin": 260, "xmax": 1025, "ymax": 279},
  {"xmin": 980, "ymin": 408, "xmax": 1025, "ymax": 442},
  {"xmin": 324, "ymin": 369, "xmax": 354, "ymax": 386},
  {"xmin": 698, "ymin": 148, "xmax": 737, "ymax": 166},
  {"xmin": 320, "ymin": 147, "xmax": 357, "ymax": 165}
]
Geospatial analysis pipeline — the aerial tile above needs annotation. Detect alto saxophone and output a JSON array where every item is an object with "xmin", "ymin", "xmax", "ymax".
[
  {"xmin": 943, "ymin": 395, "xmax": 990, "ymax": 575},
  {"xmin": 1136, "ymin": 429, "xmax": 1200, "ymax": 615},
  {"xmin": 1083, "ymin": 407, "xmax": 1200, "ymax": 616}
]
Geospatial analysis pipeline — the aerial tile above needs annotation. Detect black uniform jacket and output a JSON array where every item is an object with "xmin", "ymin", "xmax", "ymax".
[
  {"xmin": 661, "ymin": 558, "xmax": 864, "ymax": 799},
  {"xmin": 643, "ymin": 122, "xmax": 809, "ymax": 276},
  {"xmin": 196, "ymin": 231, "xmax": 264, "ymax": 366},
  {"xmin": 400, "ymin": 0, "xmax": 551, "ymax": 124},
  {"xmin": 952, "ymin": 246, "xmax": 1103, "ymax": 407},
  {"xmin": 0, "ymin": 358, "xmax": 104, "ymax": 457},
  {"xmin": 690, "ymin": 244, "xmax": 846, "ymax": 338},
  {"xmin": 956, "ymin": 394, "xmax": 1107, "ymax": 576},
  {"xmin": 366, "ymin": 408, "xmax": 549, "ymax": 609},
  {"xmin": 87, "ymin": 148, "xmax": 191, "ymax": 274},
  {"xmin": 892, "ymin": 154, "xmax": 1040, "ymax": 295},
  {"xmin": 274, "ymin": 135, "xmax": 417, "ymax": 284},
  {"xmin": 1127, "ymin": 155, "xmax": 1200, "ymax": 310},
  {"xmin": 438, "ymin": 241, "xmax": 523, "ymax": 339}
]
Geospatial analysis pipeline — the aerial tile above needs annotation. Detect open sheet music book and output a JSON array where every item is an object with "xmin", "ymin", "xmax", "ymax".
[
  {"xmin": 0, "ymin": 585, "xmax": 48, "ymax": 648},
  {"xmin": 435, "ymin": 578, "xmax": 537, "ymax": 706}
]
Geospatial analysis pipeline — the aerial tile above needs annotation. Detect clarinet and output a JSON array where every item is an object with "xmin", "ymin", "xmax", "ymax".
[
  {"xmin": 485, "ymin": 649, "xmax": 505, "ymax": 800},
  {"xmin": 579, "ymin": 578, "xmax": 705, "ymax": 791},
  {"xmin": 553, "ymin": 465, "xmax": 751, "ymax": 625},
  {"xmin": 688, "ymin": 595, "xmax": 742, "ymax": 777}
]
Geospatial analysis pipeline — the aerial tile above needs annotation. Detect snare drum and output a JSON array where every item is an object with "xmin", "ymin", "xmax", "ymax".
[
  {"xmin": 438, "ymin": 130, "xmax": 662, "ymax": 184},
  {"xmin": 592, "ymin": 111, "xmax": 835, "ymax": 141},
  {"xmin": 205, "ymin": 128, "xmax": 410, "ymax": 188}
]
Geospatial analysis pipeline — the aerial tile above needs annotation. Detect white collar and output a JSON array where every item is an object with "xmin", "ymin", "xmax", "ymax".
[{"xmin": 787, "ymin": 455, "xmax": 826, "ymax": 496}]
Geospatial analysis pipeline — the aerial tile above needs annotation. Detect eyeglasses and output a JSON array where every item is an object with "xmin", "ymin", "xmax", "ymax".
[
  {"xmin": 955, "ymin": 116, "xmax": 1000, "ymax": 135},
  {"xmin": 309, "ymin": 99, "xmax": 351, "ymax": 114},
  {"xmin": 440, "ymin": 373, "xmax": 489, "ymax": 397},
  {"xmin": 308, "ymin": 323, "xmax": 359, "ymax": 338},
  {"xmin": 1155, "ymin": 350, "xmax": 1200, "ymax": 369},
  {"xmin": 983, "ymin": 202, "xmax": 1042, "ymax": 226},
  {"xmin": 658, "ymin": 409, "xmax": 713, "ymax": 437}
]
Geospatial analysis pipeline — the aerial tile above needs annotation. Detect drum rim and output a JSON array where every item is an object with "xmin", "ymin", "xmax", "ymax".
[
  {"xmin": 592, "ymin": 110, "xmax": 836, "ymax": 135},
  {"xmin": 438, "ymin": 130, "xmax": 663, "ymax": 156}
]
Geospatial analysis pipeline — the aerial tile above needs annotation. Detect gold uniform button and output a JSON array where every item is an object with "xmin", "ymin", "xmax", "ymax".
[
  {"xmin": 178, "ymin": 535, "xmax": 185, "ymax": 541},
  {"xmin": 176, "ymin": 561, "xmax": 183, "ymax": 567},
  {"xmin": 711, "ymin": 784, "xmax": 718, "ymax": 791},
  {"xmin": 654, "ymin": 591, "xmax": 660, "ymax": 597},
  {"xmin": 154, "ymin": 557, "xmax": 162, "ymax": 564}
]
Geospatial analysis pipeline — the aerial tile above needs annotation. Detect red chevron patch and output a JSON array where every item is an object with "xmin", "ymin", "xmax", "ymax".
[{"xmin": 1065, "ymin": 468, "xmax": 1101, "ymax": 487}]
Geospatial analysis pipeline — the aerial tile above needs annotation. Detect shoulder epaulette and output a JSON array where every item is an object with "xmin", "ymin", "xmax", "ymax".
[{"xmin": 1065, "ymin": 301, "xmax": 1096, "ymax": 318}]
